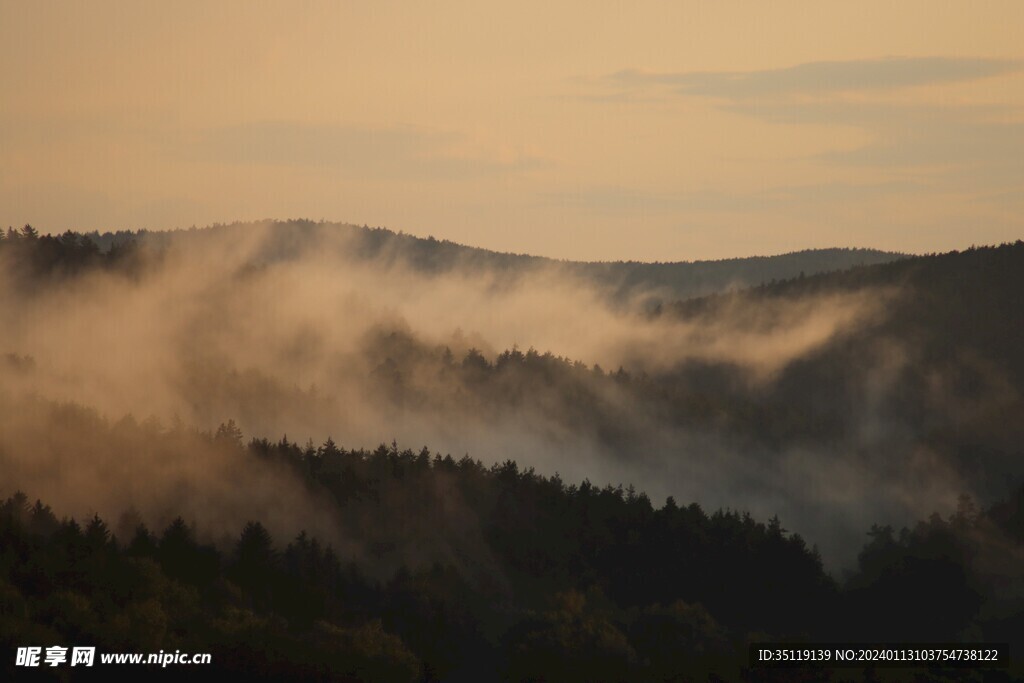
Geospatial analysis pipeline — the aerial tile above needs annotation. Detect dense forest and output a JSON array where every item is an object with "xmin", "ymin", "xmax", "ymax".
[
  {"xmin": 1, "ymin": 424, "xmax": 1021, "ymax": 681},
  {"xmin": 1, "ymin": 224, "xmax": 1022, "ymax": 680}
]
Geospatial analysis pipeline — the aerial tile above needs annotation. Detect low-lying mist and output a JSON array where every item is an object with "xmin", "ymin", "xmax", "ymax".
[{"xmin": 1, "ymin": 223, "xmax": 1018, "ymax": 571}]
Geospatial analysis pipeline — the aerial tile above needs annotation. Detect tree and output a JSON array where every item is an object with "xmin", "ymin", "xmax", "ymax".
[
  {"xmin": 231, "ymin": 522, "xmax": 278, "ymax": 608},
  {"xmin": 215, "ymin": 419, "xmax": 243, "ymax": 447}
]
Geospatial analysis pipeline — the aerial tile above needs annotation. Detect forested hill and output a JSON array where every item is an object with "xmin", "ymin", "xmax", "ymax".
[
  {"xmin": 1, "ymin": 226, "xmax": 1020, "ymax": 508},
  {"xmin": 1, "ymin": 225, "xmax": 1023, "ymax": 679},
  {"xmin": 75, "ymin": 220, "xmax": 904, "ymax": 300},
  {"xmin": 0, "ymin": 427, "xmax": 1021, "ymax": 681},
  {"xmin": 672, "ymin": 240, "xmax": 1024, "ymax": 393},
  {"xmin": 660, "ymin": 241, "xmax": 1024, "ymax": 494}
]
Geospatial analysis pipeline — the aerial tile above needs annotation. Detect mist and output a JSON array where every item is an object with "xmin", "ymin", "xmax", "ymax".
[{"xmin": 0, "ymin": 222, "xmax": 1004, "ymax": 571}]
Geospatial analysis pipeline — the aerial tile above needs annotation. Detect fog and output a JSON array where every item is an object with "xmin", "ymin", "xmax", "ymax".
[{"xmin": 0, "ymin": 223, "xmax": 989, "ymax": 570}]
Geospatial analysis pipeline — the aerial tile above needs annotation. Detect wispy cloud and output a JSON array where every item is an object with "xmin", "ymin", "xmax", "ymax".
[
  {"xmin": 607, "ymin": 57, "xmax": 1021, "ymax": 98},
  {"xmin": 591, "ymin": 57, "xmax": 1024, "ymax": 194}
]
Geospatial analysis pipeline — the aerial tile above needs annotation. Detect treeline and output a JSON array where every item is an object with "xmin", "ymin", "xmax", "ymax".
[
  {"xmin": 1, "ymin": 423, "xmax": 1022, "ymax": 681},
  {"xmin": 0, "ymin": 221, "xmax": 903, "ymax": 300},
  {"xmin": 0, "ymin": 224, "xmax": 144, "ymax": 288}
]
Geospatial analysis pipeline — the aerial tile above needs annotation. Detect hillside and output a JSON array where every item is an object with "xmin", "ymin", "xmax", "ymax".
[
  {"xmin": 664, "ymin": 242, "xmax": 1024, "ymax": 491},
  {"xmin": 1, "ymin": 225, "xmax": 1022, "ymax": 680}
]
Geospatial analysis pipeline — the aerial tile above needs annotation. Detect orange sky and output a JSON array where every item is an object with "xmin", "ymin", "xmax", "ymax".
[{"xmin": 2, "ymin": 1, "xmax": 1022, "ymax": 260}]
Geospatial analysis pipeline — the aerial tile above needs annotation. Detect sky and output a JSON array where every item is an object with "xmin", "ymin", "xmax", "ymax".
[{"xmin": 2, "ymin": 1, "xmax": 1022, "ymax": 261}]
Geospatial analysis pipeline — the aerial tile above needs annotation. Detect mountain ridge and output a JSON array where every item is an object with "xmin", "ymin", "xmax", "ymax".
[{"xmin": 71, "ymin": 219, "xmax": 908, "ymax": 301}]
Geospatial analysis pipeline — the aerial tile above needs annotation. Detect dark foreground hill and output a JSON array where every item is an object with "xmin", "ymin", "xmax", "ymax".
[{"xmin": 0, "ymin": 421, "xmax": 1021, "ymax": 681}]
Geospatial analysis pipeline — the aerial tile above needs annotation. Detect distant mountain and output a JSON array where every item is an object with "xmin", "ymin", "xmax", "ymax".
[{"xmin": 82, "ymin": 220, "xmax": 906, "ymax": 301}]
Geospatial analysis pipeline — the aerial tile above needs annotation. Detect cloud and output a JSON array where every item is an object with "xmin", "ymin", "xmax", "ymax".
[
  {"xmin": 607, "ymin": 57, "xmax": 1022, "ymax": 98},
  {"xmin": 590, "ymin": 57, "xmax": 1024, "ymax": 207},
  {"xmin": 718, "ymin": 97, "xmax": 1024, "ymax": 181}
]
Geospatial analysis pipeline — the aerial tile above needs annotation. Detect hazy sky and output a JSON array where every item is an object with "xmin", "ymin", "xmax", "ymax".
[{"xmin": 2, "ymin": 1, "xmax": 1022, "ymax": 261}]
